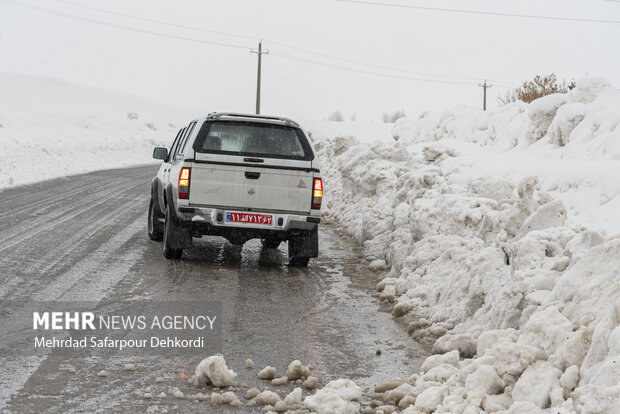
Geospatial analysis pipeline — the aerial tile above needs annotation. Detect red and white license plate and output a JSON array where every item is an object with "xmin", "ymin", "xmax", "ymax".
[{"xmin": 226, "ymin": 212, "xmax": 273, "ymax": 225}]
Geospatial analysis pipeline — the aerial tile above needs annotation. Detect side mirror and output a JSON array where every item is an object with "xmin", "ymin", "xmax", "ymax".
[{"xmin": 153, "ymin": 147, "xmax": 168, "ymax": 160}]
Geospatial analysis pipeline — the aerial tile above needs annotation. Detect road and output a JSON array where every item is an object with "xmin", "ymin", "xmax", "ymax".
[{"xmin": 0, "ymin": 165, "xmax": 426, "ymax": 413}]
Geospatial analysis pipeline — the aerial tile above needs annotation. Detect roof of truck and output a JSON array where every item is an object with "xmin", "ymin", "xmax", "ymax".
[{"xmin": 205, "ymin": 112, "xmax": 300, "ymax": 127}]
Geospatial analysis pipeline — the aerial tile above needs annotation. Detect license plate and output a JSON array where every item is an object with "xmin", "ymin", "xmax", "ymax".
[{"xmin": 226, "ymin": 212, "xmax": 273, "ymax": 225}]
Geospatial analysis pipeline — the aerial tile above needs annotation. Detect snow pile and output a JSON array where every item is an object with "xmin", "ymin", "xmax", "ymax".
[
  {"xmin": 193, "ymin": 355, "xmax": 237, "ymax": 387},
  {"xmin": 392, "ymin": 77, "xmax": 620, "ymax": 160},
  {"xmin": 304, "ymin": 379, "xmax": 362, "ymax": 414},
  {"xmin": 0, "ymin": 71, "xmax": 197, "ymax": 189},
  {"xmin": 314, "ymin": 77, "xmax": 620, "ymax": 412},
  {"xmin": 387, "ymin": 77, "xmax": 620, "ymax": 234}
]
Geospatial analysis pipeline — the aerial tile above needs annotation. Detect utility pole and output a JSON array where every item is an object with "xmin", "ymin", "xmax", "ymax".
[
  {"xmin": 251, "ymin": 41, "xmax": 269, "ymax": 114},
  {"xmin": 479, "ymin": 80, "xmax": 493, "ymax": 111}
]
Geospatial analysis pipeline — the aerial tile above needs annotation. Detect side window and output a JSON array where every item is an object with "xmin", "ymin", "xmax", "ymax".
[
  {"xmin": 167, "ymin": 128, "xmax": 185, "ymax": 162},
  {"xmin": 177, "ymin": 121, "xmax": 197, "ymax": 158}
]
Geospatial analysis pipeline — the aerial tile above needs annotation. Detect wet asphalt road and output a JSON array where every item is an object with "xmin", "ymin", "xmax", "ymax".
[{"xmin": 0, "ymin": 165, "xmax": 426, "ymax": 413}]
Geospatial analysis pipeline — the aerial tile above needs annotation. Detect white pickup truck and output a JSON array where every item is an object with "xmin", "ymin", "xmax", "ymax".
[{"xmin": 148, "ymin": 113, "xmax": 322, "ymax": 266}]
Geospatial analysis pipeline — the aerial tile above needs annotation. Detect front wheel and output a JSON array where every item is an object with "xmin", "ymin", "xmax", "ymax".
[
  {"xmin": 163, "ymin": 203, "xmax": 184, "ymax": 260},
  {"xmin": 148, "ymin": 197, "xmax": 164, "ymax": 241}
]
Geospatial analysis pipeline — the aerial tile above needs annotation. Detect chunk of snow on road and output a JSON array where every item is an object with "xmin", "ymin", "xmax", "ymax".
[
  {"xmin": 258, "ymin": 366, "xmax": 277, "ymax": 380},
  {"xmin": 194, "ymin": 355, "xmax": 237, "ymax": 387},
  {"xmin": 254, "ymin": 390, "xmax": 281, "ymax": 406},
  {"xmin": 210, "ymin": 392, "xmax": 223, "ymax": 405},
  {"xmin": 303, "ymin": 376, "xmax": 319, "ymax": 389},
  {"xmin": 285, "ymin": 360, "xmax": 311, "ymax": 380},
  {"xmin": 284, "ymin": 387, "xmax": 303, "ymax": 405},
  {"xmin": 246, "ymin": 387, "xmax": 260, "ymax": 399},
  {"xmin": 221, "ymin": 391, "xmax": 237, "ymax": 404},
  {"xmin": 304, "ymin": 379, "xmax": 362, "ymax": 414},
  {"xmin": 271, "ymin": 376, "xmax": 288, "ymax": 386},
  {"xmin": 273, "ymin": 400, "xmax": 287, "ymax": 412}
]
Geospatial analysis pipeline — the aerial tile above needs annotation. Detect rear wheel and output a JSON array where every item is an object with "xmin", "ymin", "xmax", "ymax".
[
  {"xmin": 288, "ymin": 228, "xmax": 318, "ymax": 267},
  {"xmin": 163, "ymin": 203, "xmax": 184, "ymax": 260},
  {"xmin": 148, "ymin": 197, "xmax": 164, "ymax": 241},
  {"xmin": 261, "ymin": 238, "xmax": 281, "ymax": 249}
]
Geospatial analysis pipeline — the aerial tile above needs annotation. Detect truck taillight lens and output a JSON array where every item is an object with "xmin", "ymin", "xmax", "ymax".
[
  {"xmin": 179, "ymin": 167, "xmax": 191, "ymax": 199},
  {"xmin": 312, "ymin": 178, "xmax": 323, "ymax": 209}
]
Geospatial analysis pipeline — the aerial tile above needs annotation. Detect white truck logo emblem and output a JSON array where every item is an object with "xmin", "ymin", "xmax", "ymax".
[
  {"xmin": 298, "ymin": 179, "xmax": 307, "ymax": 188},
  {"xmin": 248, "ymin": 188, "xmax": 255, "ymax": 195}
]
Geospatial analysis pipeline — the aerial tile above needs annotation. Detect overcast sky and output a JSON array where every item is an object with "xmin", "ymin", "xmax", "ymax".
[{"xmin": 1, "ymin": 0, "xmax": 619, "ymax": 121}]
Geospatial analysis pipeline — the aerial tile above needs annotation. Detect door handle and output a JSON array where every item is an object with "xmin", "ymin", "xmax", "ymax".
[{"xmin": 245, "ymin": 172, "xmax": 260, "ymax": 180}]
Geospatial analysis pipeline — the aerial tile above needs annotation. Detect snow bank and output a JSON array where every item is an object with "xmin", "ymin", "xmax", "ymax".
[
  {"xmin": 0, "ymin": 72, "xmax": 197, "ymax": 189},
  {"xmin": 390, "ymin": 77, "xmax": 620, "ymax": 234},
  {"xmin": 392, "ymin": 77, "xmax": 620, "ymax": 159},
  {"xmin": 314, "ymin": 77, "xmax": 620, "ymax": 412}
]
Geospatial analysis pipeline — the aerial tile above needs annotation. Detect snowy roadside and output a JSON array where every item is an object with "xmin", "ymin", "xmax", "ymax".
[
  {"xmin": 310, "ymin": 77, "xmax": 620, "ymax": 413},
  {"xmin": 0, "ymin": 72, "xmax": 197, "ymax": 189}
]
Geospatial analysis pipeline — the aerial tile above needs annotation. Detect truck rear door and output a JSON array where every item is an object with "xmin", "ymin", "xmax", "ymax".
[{"xmin": 188, "ymin": 120, "xmax": 317, "ymax": 214}]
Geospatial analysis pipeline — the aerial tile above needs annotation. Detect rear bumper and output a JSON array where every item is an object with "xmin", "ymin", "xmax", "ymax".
[{"xmin": 178, "ymin": 206, "xmax": 320, "ymax": 232}]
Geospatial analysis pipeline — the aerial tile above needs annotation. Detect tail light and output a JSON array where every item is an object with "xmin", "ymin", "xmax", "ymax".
[
  {"xmin": 178, "ymin": 167, "xmax": 191, "ymax": 199},
  {"xmin": 312, "ymin": 178, "xmax": 323, "ymax": 209}
]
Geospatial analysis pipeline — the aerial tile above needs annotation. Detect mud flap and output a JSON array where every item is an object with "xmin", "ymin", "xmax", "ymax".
[
  {"xmin": 165, "ymin": 204, "xmax": 193, "ymax": 249},
  {"xmin": 168, "ymin": 222, "xmax": 193, "ymax": 249},
  {"xmin": 288, "ymin": 228, "xmax": 319, "ymax": 259}
]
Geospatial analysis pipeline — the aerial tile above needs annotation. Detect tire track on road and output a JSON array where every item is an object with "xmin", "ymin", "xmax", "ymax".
[{"xmin": 0, "ymin": 166, "xmax": 156, "ymax": 411}]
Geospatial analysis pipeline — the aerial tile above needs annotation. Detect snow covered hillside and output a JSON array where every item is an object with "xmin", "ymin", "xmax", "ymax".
[
  {"xmin": 315, "ymin": 77, "xmax": 619, "ymax": 413},
  {"xmin": 0, "ymin": 72, "xmax": 198, "ymax": 188},
  {"xmin": 0, "ymin": 71, "xmax": 390, "ymax": 190}
]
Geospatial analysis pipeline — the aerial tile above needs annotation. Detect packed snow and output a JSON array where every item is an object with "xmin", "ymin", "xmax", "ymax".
[{"xmin": 313, "ymin": 76, "xmax": 620, "ymax": 412}]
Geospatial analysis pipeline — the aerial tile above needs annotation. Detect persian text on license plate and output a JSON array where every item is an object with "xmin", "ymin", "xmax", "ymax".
[{"xmin": 226, "ymin": 212, "xmax": 273, "ymax": 225}]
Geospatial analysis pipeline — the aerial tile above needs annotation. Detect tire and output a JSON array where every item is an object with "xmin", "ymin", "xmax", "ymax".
[
  {"xmin": 261, "ymin": 238, "xmax": 281, "ymax": 249},
  {"xmin": 163, "ymin": 203, "xmax": 184, "ymax": 260},
  {"xmin": 148, "ymin": 197, "xmax": 164, "ymax": 241}
]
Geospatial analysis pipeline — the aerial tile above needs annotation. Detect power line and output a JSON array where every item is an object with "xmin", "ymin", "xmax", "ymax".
[
  {"xmin": 1, "ymin": 0, "xmax": 519, "ymax": 89},
  {"xmin": 50, "ymin": 0, "xmax": 508, "ymax": 85},
  {"xmin": 333, "ymin": 0, "xmax": 620, "ymax": 24},
  {"xmin": 273, "ymin": 51, "xmax": 516, "ymax": 88},
  {"xmin": 267, "ymin": 39, "xmax": 484, "ymax": 83},
  {"xmin": 271, "ymin": 51, "xmax": 476, "ymax": 85},
  {"xmin": 0, "ymin": 0, "xmax": 250, "ymax": 50},
  {"xmin": 52, "ymin": 0, "xmax": 259, "ymax": 42}
]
